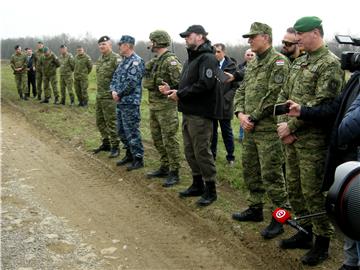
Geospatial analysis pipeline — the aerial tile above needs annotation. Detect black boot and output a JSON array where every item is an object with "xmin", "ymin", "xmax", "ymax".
[
  {"xmin": 37, "ymin": 95, "xmax": 41, "ymax": 100},
  {"xmin": 93, "ymin": 139, "xmax": 111, "ymax": 154},
  {"xmin": 147, "ymin": 166, "xmax": 169, "ymax": 179},
  {"xmin": 196, "ymin": 181, "xmax": 217, "ymax": 206},
  {"xmin": 40, "ymin": 98, "xmax": 49, "ymax": 103},
  {"xmin": 23, "ymin": 94, "xmax": 29, "ymax": 100},
  {"xmin": 108, "ymin": 147, "xmax": 119, "ymax": 158},
  {"xmin": 70, "ymin": 97, "xmax": 75, "ymax": 106},
  {"xmin": 232, "ymin": 207, "xmax": 264, "ymax": 222},
  {"xmin": 60, "ymin": 98, "xmax": 65, "ymax": 105},
  {"xmin": 82, "ymin": 100, "xmax": 88, "ymax": 107},
  {"xmin": 179, "ymin": 175, "xmax": 205, "ymax": 198},
  {"xmin": 54, "ymin": 97, "xmax": 60, "ymax": 104},
  {"xmin": 78, "ymin": 101, "xmax": 83, "ymax": 107},
  {"xmin": 301, "ymin": 235, "xmax": 330, "ymax": 266},
  {"xmin": 162, "ymin": 170, "xmax": 180, "ymax": 187},
  {"xmin": 279, "ymin": 226, "xmax": 313, "ymax": 249},
  {"xmin": 127, "ymin": 157, "xmax": 144, "ymax": 171},
  {"xmin": 116, "ymin": 150, "xmax": 133, "ymax": 166},
  {"xmin": 261, "ymin": 217, "xmax": 284, "ymax": 239},
  {"xmin": 19, "ymin": 93, "xmax": 24, "ymax": 100}
]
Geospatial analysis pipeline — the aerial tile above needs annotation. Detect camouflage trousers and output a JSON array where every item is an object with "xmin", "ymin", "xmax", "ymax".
[
  {"xmin": 43, "ymin": 74, "xmax": 59, "ymax": 99},
  {"xmin": 116, "ymin": 104, "xmax": 143, "ymax": 158},
  {"xmin": 60, "ymin": 75, "xmax": 74, "ymax": 102},
  {"xmin": 182, "ymin": 114, "xmax": 216, "ymax": 182},
  {"xmin": 287, "ymin": 137, "xmax": 334, "ymax": 237},
  {"xmin": 36, "ymin": 70, "xmax": 43, "ymax": 99},
  {"xmin": 242, "ymin": 131, "xmax": 288, "ymax": 209},
  {"xmin": 95, "ymin": 98, "xmax": 119, "ymax": 148},
  {"xmin": 150, "ymin": 108, "xmax": 180, "ymax": 171},
  {"xmin": 14, "ymin": 73, "xmax": 29, "ymax": 97},
  {"xmin": 74, "ymin": 78, "xmax": 89, "ymax": 104}
]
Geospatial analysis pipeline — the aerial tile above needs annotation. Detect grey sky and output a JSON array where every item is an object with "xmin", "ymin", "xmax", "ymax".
[{"xmin": 1, "ymin": 0, "xmax": 359, "ymax": 45}]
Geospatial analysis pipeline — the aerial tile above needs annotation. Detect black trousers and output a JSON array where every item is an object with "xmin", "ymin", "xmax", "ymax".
[
  {"xmin": 27, "ymin": 70, "xmax": 36, "ymax": 96},
  {"xmin": 211, "ymin": 119, "xmax": 235, "ymax": 161}
]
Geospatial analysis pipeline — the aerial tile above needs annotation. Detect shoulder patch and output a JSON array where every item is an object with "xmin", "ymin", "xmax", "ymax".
[
  {"xmin": 274, "ymin": 72, "xmax": 285, "ymax": 83},
  {"xmin": 170, "ymin": 61, "xmax": 178, "ymax": 66},
  {"xmin": 133, "ymin": 61, "xmax": 139, "ymax": 66},
  {"xmin": 205, "ymin": 68, "xmax": 213, "ymax": 78},
  {"xmin": 276, "ymin": 59, "xmax": 285, "ymax": 66}
]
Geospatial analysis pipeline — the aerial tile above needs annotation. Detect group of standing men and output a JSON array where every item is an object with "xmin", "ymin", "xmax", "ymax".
[
  {"xmin": 9, "ymin": 15, "xmax": 359, "ymax": 268},
  {"xmin": 10, "ymin": 42, "xmax": 93, "ymax": 106}
]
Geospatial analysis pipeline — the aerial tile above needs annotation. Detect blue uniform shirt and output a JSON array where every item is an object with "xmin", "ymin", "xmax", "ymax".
[{"xmin": 110, "ymin": 52, "xmax": 145, "ymax": 105}]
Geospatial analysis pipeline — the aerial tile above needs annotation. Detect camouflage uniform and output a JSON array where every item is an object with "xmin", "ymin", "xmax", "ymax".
[
  {"xmin": 34, "ymin": 48, "xmax": 44, "ymax": 99},
  {"xmin": 234, "ymin": 46, "xmax": 289, "ymax": 209},
  {"xmin": 277, "ymin": 45, "xmax": 344, "ymax": 237},
  {"xmin": 10, "ymin": 51, "xmax": 29, "ymax": 97},
  {"xmin": 110, "ymin": 51, "xmax": 145, "ymax": 158},
  {"xmin": 41, "ymin": 52, "xmax": 60, "ymax": 100},
  {"xmin": 74, "ymin": 53, "xmax": 92, "ymax": 105},
  {"xmin": 143, "ymin": 50, "xmax": 182, "ymax": 171},
  {"xmin": 59, "ymin": 52, "xmax": 75, "ymax": 103},
  {"xmin": 96, "ymin": 50, "xmax": 120, "ymax": 149}
]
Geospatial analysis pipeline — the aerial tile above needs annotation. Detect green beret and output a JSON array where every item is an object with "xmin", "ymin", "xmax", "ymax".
[
  {"xmin": 243, "ymin": 22, "xmax": 272, "ymax": 38},
  {"xmin": 43, "ymin": 47, "xmax": 49, "ymax": 53},
  {"xmin": 294, "ymin": 16, "xmax": 322, "ymax": 32}
]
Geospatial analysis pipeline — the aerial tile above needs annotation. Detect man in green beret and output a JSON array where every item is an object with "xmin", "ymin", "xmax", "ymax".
[
  {"xmin": 232, "ymin": 22, "xmax": 289, "ymax": 239},
  {"xmin": 277, "ymin": 16, "xmax": 344, "ymax": 266}
]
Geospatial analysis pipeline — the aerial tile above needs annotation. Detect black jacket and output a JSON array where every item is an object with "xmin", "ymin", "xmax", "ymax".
[
  {"xmin": 214, "ymin": 56, "xmax": 238, "ymax": 119},
  {"xmin": 338, "ymin": 92, "xmax": 360, "ymax": 147},
  {"xmin": 177, "ymin": 40, "xmax": 218, "ymax": 118},
  {"xmin": 299, "ymin": 71, "xmax": 360, "ymax": 190}
]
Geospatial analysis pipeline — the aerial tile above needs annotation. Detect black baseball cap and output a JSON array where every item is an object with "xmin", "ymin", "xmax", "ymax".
[{"xmin": 180, "ymin": 25, "xmax": 208, "ymax": 38}]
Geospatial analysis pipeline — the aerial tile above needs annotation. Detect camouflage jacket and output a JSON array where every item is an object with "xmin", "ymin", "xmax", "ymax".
[
  {"xmin": 40, "ymin": 53, "xmax": 60, "ymax": 77},
  {"xmin": 277, "ymin": 45, "xmax": 344, "ymax": 136},
  {"xmin": 96, "ymin": 51, "xmax": 120, "ymax": 99},
  {"xmin": 59, "ymin": 52, "xmax": 75, "ymax": 76},
  {"xmin": 143, "ymin": 51, "xmax": 182, "ymax": 110},
  {"xmin": 10, "ymin": 52, "xmax": 27, "ymax": 74},
  {"xmin": 234, "ymin": 47, "xmax": 290, "ymax": 131},
  {"xmin": 110, "ymin": 52, "xmax": 145, "ymax": 105},
  {"xmin": 34, "ymin": 48, "xmax": 44, "ymax": 71},
  {"xmin": 74, "ymin": 53, "xmax": 92, "ymax": 80}
]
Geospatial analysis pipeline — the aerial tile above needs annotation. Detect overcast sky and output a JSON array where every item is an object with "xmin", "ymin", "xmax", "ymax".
[{"xmin": 1, "ymin": 0, "xmax": 359, "ymax": 45}]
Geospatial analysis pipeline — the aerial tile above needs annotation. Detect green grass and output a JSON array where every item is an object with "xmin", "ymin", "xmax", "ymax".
[{"xmin": 1, "ymin": 62, "xmax": 245, "ymax": 191}]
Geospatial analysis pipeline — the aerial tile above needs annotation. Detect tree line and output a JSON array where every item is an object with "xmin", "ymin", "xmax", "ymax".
[{"xmin": 1, "ymin": 33, "xmax": 359, "ymax": 65}]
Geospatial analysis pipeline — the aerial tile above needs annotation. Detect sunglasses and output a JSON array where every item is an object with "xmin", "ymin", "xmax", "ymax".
[{"xmin": 282, "ymin": 40, "xmax": 298, "ymax": 47}]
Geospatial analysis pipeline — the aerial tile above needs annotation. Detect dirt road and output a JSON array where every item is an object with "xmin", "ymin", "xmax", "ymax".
[{"xmin": 2, "ymin": 102, "xmax": 268, "ymax": 270}]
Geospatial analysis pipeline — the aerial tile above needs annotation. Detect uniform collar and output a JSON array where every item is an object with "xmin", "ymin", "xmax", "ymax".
[
  {"xmin": 307, "ymin": 45, "xmax": 327, "ymax": 61},
  {"xmin": 256, "ymin": 46, "xmax": 272, "ymax": 61}
]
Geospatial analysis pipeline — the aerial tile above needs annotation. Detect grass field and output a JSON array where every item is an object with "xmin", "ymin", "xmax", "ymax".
[{"xmin": 1, "ymin": 61, "xmax": 245, "ymax": 192}]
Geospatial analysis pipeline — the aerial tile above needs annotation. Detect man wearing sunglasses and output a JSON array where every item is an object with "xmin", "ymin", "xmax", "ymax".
[{"xmin": 281, "ymin": 27, "xmax": 304, "ymax": 63}]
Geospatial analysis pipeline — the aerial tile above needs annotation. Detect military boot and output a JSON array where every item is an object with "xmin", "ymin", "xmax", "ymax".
[
  {"xmin": 162, "ymin": 170, "xmax": 180, "ymax": 187},
  {"xmin": 70, "ymin": 97, "xmax": 75, "ymax": 106},
  {"xmin": 279, "ymin": 226, "xmax": 313, "ymax": 249},
  {"xmin": 179, "ymin": 175, "xmax": 205, "ymax": 198},
  {"xmin": 261, "ymin": 217, "xmax": 284, "ymax": 239},
  {"xmin": 196, "ymin": 181, "xmax": 217, "ymax": 206},
  {"xmin": 116, "ymin": 150, "xmax": 133, "ymax": 166},
  {"xmin": 108, "ymin": 147, "xmax": 120, "ymax": 158},
  {"xmin": 37, "ymin": 95, "xmax": 42, "ymax": 100},
  {"xmin": 23, "ymin": 94, "xmax": 29, "ymax": 100},
  {"xmin": 301, "ymin": 235, "xmax": 330, "ymax": 266},
  {"xmin": 232, "ymin": 207, "xmax": 263, "ymax": 222},
  {"xmin": 82, "ymin": 100, "xmax": 88, "ymax": 107},
  {"xmin": 54, "ymin": 97, "xmax": 60, "ymax": 105},
  {"xmin": 127, "ymin": 157, "xmax": 144, "ymax": 171},
  {"xmin": 60, "ymin": 99, "xmax": 65, "ymax": 105},
  {"xmin": 40, "ymin": 98, "xmax": 49, "ymax": 104},
  {"xmin": 78, "ymin": 101, "xmax": 83, "ymax": 107},
  {"xmin": 19, "ymin": 93, "xmax": 24, "ymax": 100},
  {"xmin": 147, "ymin": 166, "xmax": 169, "ymax": 179},
  {"xmin": 93, "ymin": 139, "xmax": 111, "ymax": 154}
]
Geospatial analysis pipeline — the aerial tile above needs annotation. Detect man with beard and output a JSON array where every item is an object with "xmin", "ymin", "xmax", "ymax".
[
  {"xmin": 162, "ymin": 25, "xmax": 218, "ymax": 206},
  {"xmin": 281, "ymin": 27, "xmax": 304, "ymax": 63}
]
